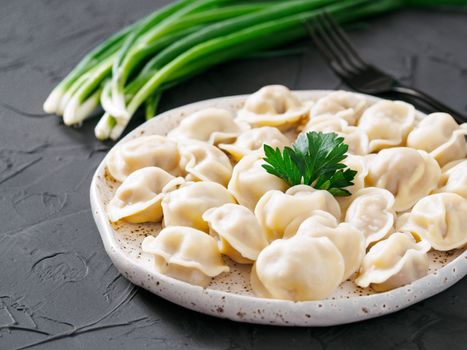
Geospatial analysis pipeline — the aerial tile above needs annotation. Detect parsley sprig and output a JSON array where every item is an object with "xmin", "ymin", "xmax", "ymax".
[{"xmin": 262, "ymin": 131, "xmax": 357, "ymax": 196}]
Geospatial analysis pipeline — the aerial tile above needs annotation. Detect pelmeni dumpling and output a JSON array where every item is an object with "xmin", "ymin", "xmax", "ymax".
[
  {"xmin": 237, "ymin": 85, "xmax": 309, "ymax": 129},
  {"xmin": 340, "ymin": 126, "xmax": 369, "ymax": 155},
  {"xmin": 395, "ymin": 212, "xmax": 410, "ymax": 232},
  {"xmin": 203, "ymin": 204, "xmax": 268, "ymax": 264},
  {"xmin": 358, "ymin": 100, "xmax": 415, "ymax": 152},
  {"xmin": 399, "ymin": 193, "xmax": 467, "ymax": 251},
  {"xmin": 407, "ymin": 113, "xmax": 467, "ymax": 166},
  {"xmin": 366, "ymin": 147, "xmax": 441, "ymax": 211},
  {"xmin": 345, "ymin": 187, "xmax": 396, "ymax": 247},
  {"xmin": 142, "ymin": 227, "xmax": 229, "ymax": 287},
  {"xmin": 178, "ymin": 140, "xmax": 232, "ymax": 186},
  {"xmin": 310, "ymin": 90, "xmax": 367, "ymax": 125},
  {"xmin": 303, "ymin": 114, "xmax": 349, "ymax": 133},
  {"xmin": 255, "ymin": 185, "xmax": 341, "ymax": 241},
  {"xmin": 287, "ymin": 211, "xmax": 365, "ymax": 281},
  {"xmin": 167, "ymin": 108, "xmax": 249, "ymax": 144},
  {"xmin": 303, "ymin": 117, "xmax": 369, "ymax": 155},
  {"xmin": 219, "ymin": 126, "xmax": 290, "ymax": 161},
  {"xmin": 355, "ymin": 232, "xmax": 430, "ymax": 292},
  {"xmin": 251, "ymin": 236, "xmax": 344, "ymax": 301},
  {"xmin": 435, "ymin": 159, "xmax": 467, "ymax": 198},
  {"xmin": 106, "ymin": 135, "xmax": 181, "ymax": 182},
  {"xmin": 228, "ymin": 153, "xmax": 288, "ymax": 210},
  {"xmin": 162, "ymin": 181, "xmax": 235, "ymax": 232},
  {"xmin": 336, "ymin": 154, "xmax": 370, "ymax": 213},
  {"xmin": 107, "ymin": 167, "xmax": 183, "ymax": 223}
]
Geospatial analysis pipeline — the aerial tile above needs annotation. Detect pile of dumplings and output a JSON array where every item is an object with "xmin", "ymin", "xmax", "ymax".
[{"xmin": 105, "ymin": 85, "xmax": 467, "ymax": 301}]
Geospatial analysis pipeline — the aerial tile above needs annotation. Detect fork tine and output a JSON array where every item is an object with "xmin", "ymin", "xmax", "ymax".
[
  {"xmin": 318, "ymin": 14, "xmax": 362, "ymax": 74},
  {"xmin": 322, "ymin": 12, "xmax": 368, "ymax": 71},
  {"xmin": 314, "ymin": 14, "xmax": 361, "ymax": 75},
  {"xmin": 304, "ymin": 21, "xmax": 337, "ymax": 68},
  {"xmin": 304, "ymin": 18, "xmax": 352, "ymax": 79}
]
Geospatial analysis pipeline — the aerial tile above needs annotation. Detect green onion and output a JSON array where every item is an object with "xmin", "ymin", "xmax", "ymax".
[
  {"xmin": 43, "ymin": 0, "xmax": 466, "ymax": 140},
  {"xmin": 110, "ymin": 0, "xmax": 231, "ymax": 116},
  {"xmin": 109, "ymin": 0, "xmax": 401, "ymax": 140},
  {"xmin": 145, "ymin": 93, "xmax": 162, "ymax": 121}
]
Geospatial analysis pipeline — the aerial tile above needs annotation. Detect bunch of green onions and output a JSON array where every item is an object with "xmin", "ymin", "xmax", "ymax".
[{"xmin": 43, "ymin": 0, "xmax": 465, "ymax": 140}]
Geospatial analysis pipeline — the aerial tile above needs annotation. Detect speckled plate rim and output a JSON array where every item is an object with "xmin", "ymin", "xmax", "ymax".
[{"xmin": 90, "ymin": 90, "xmax": 467, "ymax": 327}]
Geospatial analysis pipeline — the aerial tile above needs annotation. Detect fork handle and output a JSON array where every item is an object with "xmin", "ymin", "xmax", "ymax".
[{"xmin": 392, "ymin": 85, "xmax": 467, "ymax": 124}]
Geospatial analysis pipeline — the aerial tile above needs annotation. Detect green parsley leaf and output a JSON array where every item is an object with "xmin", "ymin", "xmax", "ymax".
[
  {"xmin": 262, "ymin": 131, "xmax": 357, "ymax": 196},
  {"xmin": 262, "ymin": 144, "xmax": 302, "ymax": 186}
]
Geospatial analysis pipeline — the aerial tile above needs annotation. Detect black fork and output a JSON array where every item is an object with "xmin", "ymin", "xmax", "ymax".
[{"xmin": 306, "ymin": 12, "xmax": 467, "ymax": 124}]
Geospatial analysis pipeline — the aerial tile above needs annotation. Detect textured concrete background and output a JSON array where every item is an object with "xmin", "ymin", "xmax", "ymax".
[{"xmin": 1, "ymin": 1, "xmax": 466, "ymax": 349}]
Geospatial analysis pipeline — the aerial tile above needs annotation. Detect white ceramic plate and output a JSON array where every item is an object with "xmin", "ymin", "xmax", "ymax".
[{"xmin": 90, "ymin": 91, "xmax": 467, "ymax": 326}]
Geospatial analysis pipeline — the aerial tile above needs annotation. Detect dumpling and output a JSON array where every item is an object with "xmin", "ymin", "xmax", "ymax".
[
  {"xmin": 310, "ymin": 90, "xmax": 367, "ymax": 125},
  {"xmin": 435, "ymin": 159, "xmax": 467, "ymax": 198},
  {"xmin": 287, "ymin": 210, "xmax": 365, "ymax": 281},
  {"xmin": 302, "ymin": 114, "xmax": 349, "ymax": 133},
  {"xmin": 203, "ymin": 204, "xmax": 268, "ymax": 264},
  {"xmin": 228, "ymin": 153, "xmax": 288, "ymax": 210},
  {"xmin": 219, "ymin": 126, "xmax": 290, "ymax": 161},
  {"xmin": 395, "ymin": 212, "xmax": 410, "ymax": 232},
  {"xmin": 358, "ymin": 100, "xmax": 415, "ymax": 152},
  {"xmin": 142, "ymin": 227, "xmax": 229, "ymax": 287},
  {"xmin": 255, "ymin": 185, "xmax": 341, "ymax": 241},
  {"xmin": 339, "ymin": 126, "xmax": 369, "ymax": 155},
  {"xmin": 345, "ymin": 187, "xmax": 396, "ymax": 247},
  {"xmin": 399, "ymin": 193, "xmax": 467, "ymax": 251},
  {"xmin": 167, "ymin": 107, "xmax": 249, "ymax": 144},
  {"xmin": 336, "ymin": 154, "xmax": 370, "ymax": 213},
  {"xmin": 107, "ymin": 167, "xmax": 183, "ymax": 223},
  {"xmin": 355, "ymin": 232, "xmax": 430, "ymax": 292},
  {"xmin": 237, "ymin": 85, "xmax": 309, "ymax": 129},
  {"xmin": 251, "ymin": 236, "xmax": 344, "ymax": 301},
  {"xmin": 365, "ymin": 147, "xmax": 441, "ymax": 211},
  {"xmin": 303, "ymin": 117, "xmax": 369, "ymax": 155},
  {"xmin": 178, "ymin": 140, "xmax": 232, "ymax": 186},
  {"xmin": 106, "ymin": 135, "xmax": 180, "ymax": 182},
  {"xmin": 162, "ymin": 181, "xmax": 235, "ymax": 232},
  {"xmin": 407, "ymin": 113, "xmax": 467, "ymax": 166}
]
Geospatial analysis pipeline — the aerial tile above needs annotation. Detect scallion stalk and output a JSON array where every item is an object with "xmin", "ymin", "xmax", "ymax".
[
  {"xmin": 44, "ymin": 0, "xmax": 465, "ymax": 141},
  {"xmin": 110, "ymin": 0, "xmax": 232, "ymax": 115},
  {"xmin": 108, "ymin": 0, "xmax": 391, "ymax": 139}
]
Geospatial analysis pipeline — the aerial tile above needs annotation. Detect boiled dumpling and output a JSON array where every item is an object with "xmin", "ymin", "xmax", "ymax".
[
  {"xmin": 345, "ymin": 187, "xmax": 396, "ymax": 247},
  {"xmin": 435, "ymin": 159, "xmax": 467, "ymax": 198},
  {"xmin": 251, "ymin": 236, "xmax": 344, "ymax": 300},
  {"xmin": 310, "ymin": 90, "xmax": 367, "ymax": 125},
  {"xmin": 219, "ymin": 126, "xmax": 290, "ymax": 161},
  {"xmin": 237, "ymin": 85, "xmax": 309, "ymax": 129},
  {"xmin": 339, "ymin": 126, "xmax": 369, "ymax": 155},
  {"xmin": 142, "ymin": 227, "xmax": 229, "ymax": 287},
  {"xmin": 178, "ymin": 140, "xmax": 232, "ymax": 186},
  {"xmin": 358, "ymin": 100, "xmax": 415, "ymax": 152},
  {"xmin": 255, "ymin": 185, "xmax": 341, "ymax": 241},
  {"xmin": 355, "ymin": 232, "xmax": 430, "ymax": 292},
  {"xmin": 395, "ymin": 212, "xmax": 410, "ymax": 232},
  {"xmin": 303, "ymin": 114, "xmax": 349, "ymax": 133},
  {"xmin": 228, "ymin": 153, "xmax": 288, "ymax": 210},
  {"xmin": 366, "ymin": 147, "xmax": 440, "ymax": 211},
  {"xmin": 107, "ymin": 167, "xmax": 183, "ymax": 223},
  {"xmin": 303, "ymin": 117, "xmax": 369, "ymax": 155},
  {"xmin": 399, "ymin": 193, "xmax": 467, "ymax": 251},
  {"xmin": 167, "ymin": 107, "xmax": 249, "ymax": 144},
  {"xmin": 162, "ymin": 181, "xmax": 235, "ymax": 232},
  {"xmin": 407, "ymin": 113, "xmax": 467, "ymax": 166},
  {"xmin": 106, "ymin": 135, "xmax": 181, "ymax": 182},
  {"xmin": 336, "ymin": 154, "xmax": 370, "ymax": 213},
  {"xmin": 287, "ymin": 210, "xmax": 365, "ymax": 281},
  {"xmin": 203, "ymin": 204, "xmax": 268, "ymax": 264}
]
